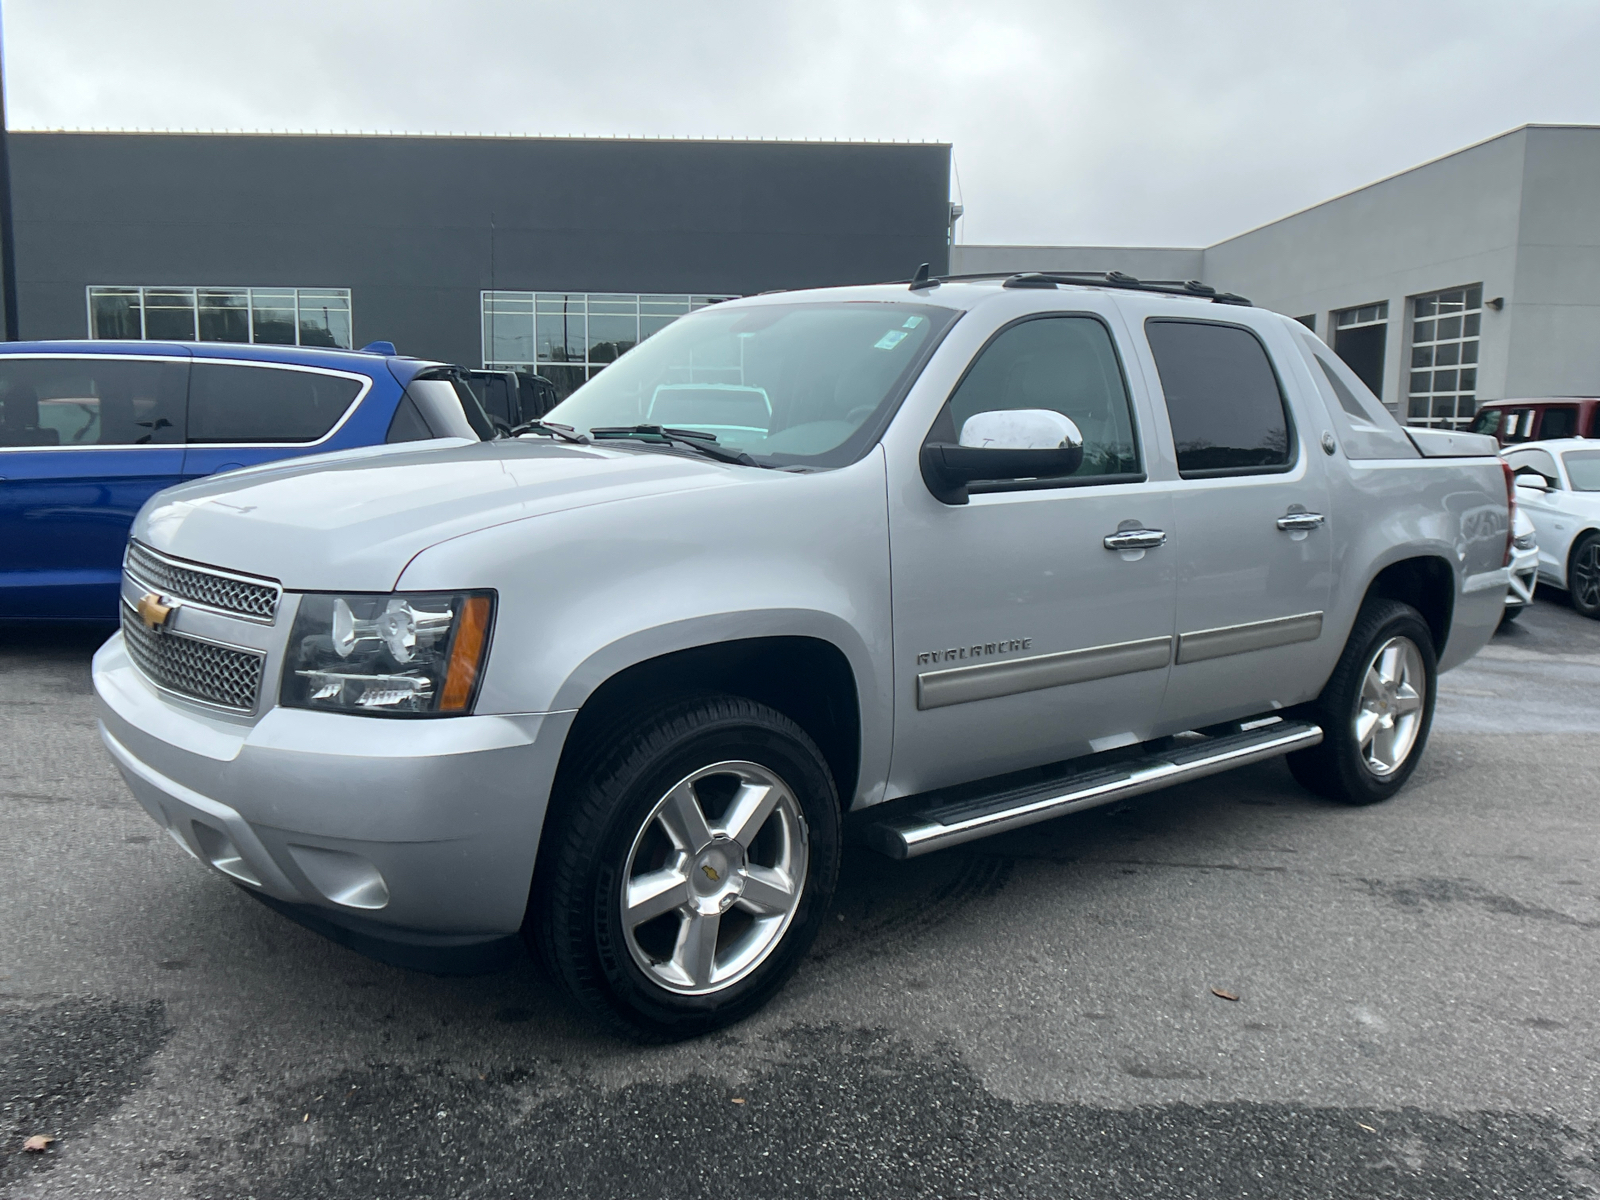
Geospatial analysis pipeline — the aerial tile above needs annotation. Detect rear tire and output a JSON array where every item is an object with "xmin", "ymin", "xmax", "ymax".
[
  {"xmin": 1569, "ymin": 532, "xmax": 1600, "ymax": 619},
  {"xmin": 1287, "ymin": 599, "xmax": 1437, "ymax": 805},
  {"xmin": 530, "ymin": 694, "xmax": 841, "ymax": 1040}
]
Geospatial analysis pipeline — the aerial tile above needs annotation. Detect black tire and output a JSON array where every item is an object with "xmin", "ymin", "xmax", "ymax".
[
  {"xmin": 1287, "ymin": 599, "xmax": 1438, "ymax": 805},
  {"xmin": 530, "ymin": 694, "xmax": 841, "ymax": 1040},
  {"xmin": 1569, "ymin": 532, "xmax": 1600, "ymax": 619}
]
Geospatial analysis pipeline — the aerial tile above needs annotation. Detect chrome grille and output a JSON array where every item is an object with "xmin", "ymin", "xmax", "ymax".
[
  {"xmin": 121, "ymin": 603, "xmax": 265, "ymax": 712},
  {"xmin": 126, "ymin": 541, "xmax": 280, "ymax": 622}
]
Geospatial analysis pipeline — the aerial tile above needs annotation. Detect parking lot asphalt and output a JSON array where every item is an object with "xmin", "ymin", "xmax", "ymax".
[{"xmin": 3, "ymin": 593, "xmax": 1598, "ymax": 1199}]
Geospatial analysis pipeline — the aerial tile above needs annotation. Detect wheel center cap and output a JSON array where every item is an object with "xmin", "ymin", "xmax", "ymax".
[{"xmin": 690, "ymin": 838, "xmax": 746, "ymax": 913}]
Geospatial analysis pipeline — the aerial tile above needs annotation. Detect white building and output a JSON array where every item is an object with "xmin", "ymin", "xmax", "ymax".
[{"xmin": 953, "ymin": 125, "xmax": 1600, "ymax": 429}]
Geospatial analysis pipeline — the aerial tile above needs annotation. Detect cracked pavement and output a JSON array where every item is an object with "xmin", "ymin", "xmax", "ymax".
[{"xmin": 2, "ymin": 591, "xmax": 1598, "ymax": 1198}]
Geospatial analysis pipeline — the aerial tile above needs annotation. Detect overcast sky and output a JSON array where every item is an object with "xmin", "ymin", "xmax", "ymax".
[{"xmin": 8, "ymin": 0, "xmax": 1599, "ymax": 247}]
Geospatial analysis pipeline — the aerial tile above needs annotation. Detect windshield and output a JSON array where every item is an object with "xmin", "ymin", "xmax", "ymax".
[
  {"xmin": 1564, "ymin": 449, "xmax": 1600, "ymax": 491},
  {"xmin": 544, "ymin": 300, "xmax": 957, "ymax": 467}
]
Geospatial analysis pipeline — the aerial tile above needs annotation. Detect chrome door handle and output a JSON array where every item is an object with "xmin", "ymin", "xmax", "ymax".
[
  {"xmin": 1276, "ymin": 512, "xmax": 1326, "ymax": 531},
  {"xmin": 1103, "ymin": 528, "xmax": 1167, "ymax": 551}
]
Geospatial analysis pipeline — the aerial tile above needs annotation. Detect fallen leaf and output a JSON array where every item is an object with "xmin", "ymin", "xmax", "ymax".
[
  {"xmin": 731, "ymin": 1098, "xmax": 745, "ymax": 1105},
  {"xmin": 23, "ymin": 1135, "xmax": 55, "ymax": 1152},
  {"xmin": 1357, "ymin": 1122, "xmax": 1376, "ymax": 1133},
  {"xmin": 1211, "ymin": 988, "xmax": 1240, "ymax": 1002}
]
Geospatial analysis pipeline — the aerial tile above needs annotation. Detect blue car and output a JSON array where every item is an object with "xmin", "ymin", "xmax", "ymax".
[{"xmin": 0, "ymin": 340, "xmax": 488, "ymax": 621}]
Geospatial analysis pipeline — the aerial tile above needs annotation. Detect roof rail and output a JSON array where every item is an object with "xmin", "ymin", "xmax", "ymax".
[{"xmin": 924, "ymin": 271, "xmax": 1252, "ymax": 306}]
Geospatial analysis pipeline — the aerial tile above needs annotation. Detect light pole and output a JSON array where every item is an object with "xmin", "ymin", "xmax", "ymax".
[{"xmin": 0, "ymin": 0, "xmax": 17, "ymax": 340}]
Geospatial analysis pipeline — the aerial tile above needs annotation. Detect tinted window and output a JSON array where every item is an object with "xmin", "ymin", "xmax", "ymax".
[
  {"xmin": 937, "ymin": 316, "xmax": 1139, "ymax": 478},
  {"xmin": 1540, "ymin": 406, "xmax": 1578, "ymax": 439},
  {"xmin": 0, "ymin": 357, "xmax": 185, "ymax": 447},
  {"xmin": 1146, "ymin": 319, "xmax": 1292, "ymax": 476},
  {"xmin": 1564, "ymin": 450, "xmax": 1600, "ymax": 491},
  {"xmin": 187, "ymin": 363, "xmax": 362, "ymax": 443},
  {"xmin": 385, "ymin": 394, "xmax": 435, "ymax": 444}
]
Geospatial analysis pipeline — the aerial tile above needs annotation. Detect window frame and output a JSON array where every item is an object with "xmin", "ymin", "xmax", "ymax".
[
  {"xmin": 922, "ymin": 310, "xmax": 1147, "ymax": 496},
  {"xmin": 183, "ymin": 359, "xmax": 373, "ymax": 447},
  {"xmin": 1143, "ymin": 316, "xmax": 1300, "ymax": 480}
]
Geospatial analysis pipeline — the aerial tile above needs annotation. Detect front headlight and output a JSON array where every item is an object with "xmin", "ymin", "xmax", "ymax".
[{"xmin": 280, "ymin": 591, "xmax": 494, "ymax": 716}]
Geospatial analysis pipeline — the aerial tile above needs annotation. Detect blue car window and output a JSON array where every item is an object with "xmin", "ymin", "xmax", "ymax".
[
  {"xmin": 0, "ymin": 357, "xmax": 186, "ymax": 447},
  {"xmin": 187, "ymin": 363, "xmax": 363, "ymax": 444}
]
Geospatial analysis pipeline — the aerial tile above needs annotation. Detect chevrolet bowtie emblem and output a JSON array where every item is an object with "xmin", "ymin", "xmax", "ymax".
[
  {"xmin": 701, "ymin": 864, "xmax": 720, "ymax": 883},
  {"xmin": 135, "ymin": 592, "xmax": 176, "ymax": 631}
]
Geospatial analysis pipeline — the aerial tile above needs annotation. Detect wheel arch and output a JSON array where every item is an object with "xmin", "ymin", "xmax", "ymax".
[
  {"xmin": 550, "ymin": 633, "xmax": 865, "ymax": 820},
  {"xmin": 1360, "ymin": 555, "xmax": 1455, "ymax": 655},
  {"xmin": 1567, "ymin": 527, "xmax": 1600, "ymax": 597}
]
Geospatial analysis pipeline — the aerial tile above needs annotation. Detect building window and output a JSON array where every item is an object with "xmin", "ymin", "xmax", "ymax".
[
  {"xmin": 1332, "ymin": 301, "xmax": 1388, "ymax": 404},
  {"xmin": 1294, "ymin": 314, "xmax": 1315, "ymax": 332},
  {"xmin": 1407, "ymin": 285, "xmax": 1482, "ymax": 429},
  {"xmin": 481, "ymin": 291, "xmax": 736, "ymax": 404},
  {"xmin": 87, "ymin": 287, "xmax": 353, "ymax": 349}
]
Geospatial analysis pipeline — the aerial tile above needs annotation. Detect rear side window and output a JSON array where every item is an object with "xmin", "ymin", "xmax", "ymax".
[
  {"xmin": 187, "ymin": 363, "xmax": 363, "ymax": 443},
  {"xmin": 0, "ymin": 357, "xmax": 186, "ymax": 447},
  {"xmin": 1540, "ymin": 406, "xmax": 1578, "ymax": 439},
  {"xmin": 935, "ymin": 315, "xmax": 1140, "ymax": 479},
  {"xmin": 1146, "ymin": 319, "xmax": 1293, "ymax": 476}
]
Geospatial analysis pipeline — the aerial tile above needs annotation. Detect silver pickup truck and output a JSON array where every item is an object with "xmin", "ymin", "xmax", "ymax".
[{"xmin": 93, "ymin": 272, "xmax": 1513, "ymax": 1038}]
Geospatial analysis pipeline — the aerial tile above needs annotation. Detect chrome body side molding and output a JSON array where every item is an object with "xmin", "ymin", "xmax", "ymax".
[
  {"xmin": 1175, "ymin": 611, "xmax": 1323, "ymax": 666},
  {"xmin": 915, "ymin": 635, "xmax": 1173, "ymax": 711}
]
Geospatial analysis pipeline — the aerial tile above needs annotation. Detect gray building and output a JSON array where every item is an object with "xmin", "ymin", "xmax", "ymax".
[
  {"xmin": 3, "ymin": 131, "xmax": 952, "ymax": 394},
  {"xmin": 954, "ymin": 125, "xmax": 1600, "ymax": 428}
]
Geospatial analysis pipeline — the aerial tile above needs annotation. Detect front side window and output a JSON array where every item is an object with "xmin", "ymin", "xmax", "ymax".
[
  {"xmin": 0, "ymin": 357, "xmax": 186, "ymax": 448},
  {"xmin": 1145, "ymin": 319, "xmax": 1293, "ymax": 476},
  {"xmin": 1471, "ymin": 408, "xmax": 1502, "ymax": 437},
  {"xmin": 187, "ymin": 364, "xmax": 362, "ymax": 444},
  {"xmin": 545, "ymin": 301, "xmax": 957, "ymax": 468},
  {"xmin": 1561, "ymin": 449, "xmax": 1600, "ymax": 491},
  {"xmin": 929, "ymin": 315, "xmax": 1139, "ymax": 479}
]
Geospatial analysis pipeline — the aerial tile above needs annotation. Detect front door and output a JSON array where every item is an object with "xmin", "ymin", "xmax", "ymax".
[
  {"xmin": 1140, "ymin": 317, "xmax": 1333, "ymax": 728},
  {"xmin": 887, "ymin": 312, "xmax": 1177, "ymax": 797},
  {"xmin": 0, "ymin": 354, "xmax": 188, "ymax": 619}
]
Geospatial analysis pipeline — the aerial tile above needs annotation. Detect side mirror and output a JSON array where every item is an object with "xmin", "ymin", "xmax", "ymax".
[
  {"xmin": 1514, "ymin": 470, "xmax": 1550, "ymax": 491},
  {"xmin": 921, "ymin": 409, "xmax": 1084, "ymax": 505}
]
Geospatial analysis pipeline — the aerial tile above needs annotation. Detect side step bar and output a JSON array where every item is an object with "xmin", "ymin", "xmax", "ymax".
[{"xmin": 865, "ymin": 719, "xmax": 1323, "ymax": 860}]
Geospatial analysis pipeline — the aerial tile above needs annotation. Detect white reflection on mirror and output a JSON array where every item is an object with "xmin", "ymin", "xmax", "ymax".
[{"xmin": 958, "ymin": 408, "xmax": 1083, "ymax": 451}]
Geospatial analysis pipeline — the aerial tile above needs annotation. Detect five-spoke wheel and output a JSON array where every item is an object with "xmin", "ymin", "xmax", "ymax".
[{"xmin": 1570, "ymin": 533, "xmax": 1600, "ymax": 619}]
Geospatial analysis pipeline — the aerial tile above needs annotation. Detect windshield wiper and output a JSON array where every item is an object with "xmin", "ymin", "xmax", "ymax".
[
  {"xmin": 510, "ymin": 419, "xmax": 590, "ymax": 444},
  {"xmin": 588, "ymin": 424, "xmax": 763, "ymax": 467}
]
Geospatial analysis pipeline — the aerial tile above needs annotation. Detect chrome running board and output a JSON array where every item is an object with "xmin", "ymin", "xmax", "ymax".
[{"xmin": 864, "ymin": 719, "xmax": 1323, "ymax": 860}]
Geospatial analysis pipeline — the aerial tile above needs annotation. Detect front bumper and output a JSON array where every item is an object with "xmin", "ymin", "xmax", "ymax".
[
  {"xmin": 1506, "ymin": 546, "xmax": 1539, "ymax": 610},
  {"xmin": 94, "ymin": 632, "xmax": 573, "ymax": 955}
]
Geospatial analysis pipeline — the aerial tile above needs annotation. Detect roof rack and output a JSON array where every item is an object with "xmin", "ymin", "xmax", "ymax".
[{"xmin": 905, "ymin": 270, "xmax": 1251, "ymax": 306}]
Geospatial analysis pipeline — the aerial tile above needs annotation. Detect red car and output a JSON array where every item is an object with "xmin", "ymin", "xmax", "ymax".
[{"xmin": 1472, "ymin": 397, "xmax": 1600, "ymax": 445}]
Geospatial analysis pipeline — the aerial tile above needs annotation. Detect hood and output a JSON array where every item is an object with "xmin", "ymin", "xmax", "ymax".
[{"xmin": 135, "ymin": 438, "xmax": 740, "ymax": 590}]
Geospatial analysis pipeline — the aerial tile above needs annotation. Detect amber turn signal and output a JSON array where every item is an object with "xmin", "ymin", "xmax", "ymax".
[{"xmin": 440, "ymin": 594, "xmax": 493, "ymax": 712}]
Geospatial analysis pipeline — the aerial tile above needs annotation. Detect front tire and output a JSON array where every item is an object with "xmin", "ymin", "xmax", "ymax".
[
  {"xmin": 531, "ymin": 695, "xmax": 841, "ymax": 1039},
  {"xmin": 1569, "ymin": 532, "xmax": 1600, "ymax": 619},
  {"xmin": 1287, "ymin": 599, "xmax": 1437, "ymax": 805}
]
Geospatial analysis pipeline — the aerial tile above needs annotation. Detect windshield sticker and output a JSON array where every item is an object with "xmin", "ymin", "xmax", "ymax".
[
  {"xmin": 902, "ymin": 315, "xmax": 925, "ymax": 329},
  {"xmin": 874, "ymin": 329, "xmax": 908, "ymax": 351}
]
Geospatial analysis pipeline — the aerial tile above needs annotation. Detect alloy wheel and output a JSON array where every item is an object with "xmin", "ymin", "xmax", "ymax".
[
  {"xmin": 620, "ymin": 760, "xmax": 808, "ymax": 996},
  {"xmin": 1573, "ymin": 540, "xmax": 1600, "ymax": 612},
  {"xmin": 1355, "ymin": 635, "xmax": 1426, "ymax": 776}
]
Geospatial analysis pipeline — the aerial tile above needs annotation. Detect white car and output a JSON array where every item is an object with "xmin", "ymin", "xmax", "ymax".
[
  {"xmin": 1503, "ymin": 439, "xmax": 1600, "ymax": 618},
  {"xmin": 1503, "ymin": 506, "xmax": 1539, "ymax": 622}
]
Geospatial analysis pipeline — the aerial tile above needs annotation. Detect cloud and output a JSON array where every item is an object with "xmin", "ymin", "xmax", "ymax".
[{"xmin": 8, "ymin": 0, "xmax": 1600, "ymax": 245}]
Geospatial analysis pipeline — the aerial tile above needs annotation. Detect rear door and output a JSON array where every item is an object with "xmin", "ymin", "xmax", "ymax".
[
  {"xmin": 180, "ymin": 360, "xmax": 370, "ymax": 480},
  {"xmin": 1138, "ymin": 316, "xmax": 1334, "ymax": 729},
  {"xmin": 0, "ymin": 353, "xmax": 189, "ymax": 618}
]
